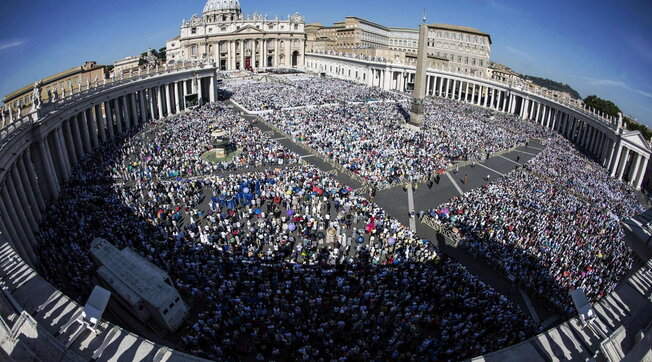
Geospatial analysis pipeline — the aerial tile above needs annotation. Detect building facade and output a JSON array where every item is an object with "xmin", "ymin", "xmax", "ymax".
[
  {"xmin": 166, "ymin": 0, "xmax": 306, "ymax": 71},
  {"xmin": 426, "ymin": 24, "xmax": 491, "ymax": 76},
  {"xmin": 113, "ymin": 56, "xmax": 142, "ymax": 76},
  {"xmin": 306, "ymin": 18, "xmax": 491, "ymax": 76}
]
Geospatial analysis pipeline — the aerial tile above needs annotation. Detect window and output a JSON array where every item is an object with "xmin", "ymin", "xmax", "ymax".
[
  {"xmin": 191, "ymin": 27, "xmax": 197, "ymax": 34},
  {"xmin": 163, "ymin": 308, "xmax": 168, "ymax": 315}
]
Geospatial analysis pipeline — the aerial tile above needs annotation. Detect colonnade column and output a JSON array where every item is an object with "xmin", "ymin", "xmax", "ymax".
[
  {"xmin": 636, "ymin": 157, "xmax": 649, "ymax": 189},
  {"xmin": 8, "ymin": 167, "xmax": 38, "ymax": 235},
  {"xmin": 148, "ymin": 88, "xmax": 156, "ymax": 121},
  {"xmin": 52, "ymin": 128, "xmax": 71, "ymax": 181},
  {"xmin": 79, "ymin": 112, "xmax": 91, "ymax": 154},
  {"xmin": 0, "ymin": 186, "xmax": 36, "ymax": 265},
  {"xmin": 104, "ymin": 100, "xmax": 115, "ymax": 136},
  {"xmin": 209, "ymin": 77, "xmax": 216, "ymax": 103},
  {"xmin": 70, "ymin": 115, "xmax": 84, "ymax": 160},
  {"xmin": 616, "ymin": 147, "xmax": 629, "ymax": 180},
  {"xmin": 87, "ymin": 108, "xmax": 99, "ymax": 148},
  {"xmin": 112, "ymin": 99, "xmax": 123, "ymax": 135},
  {"xmin": 0, "ymin": 206, "xmax": 34, "ymax": 266},
  {"xmin": 19, "ymin": 152, "xmax": 45, "ymax": 212},
  {"xmin": 139, "ymin": 90, "xmax": 148, "ymax": 122},
  {"xmin": 173, "ymin": 83, "xmax": 181, "ymax": 113},
  {"xmin": 95, "ymin": 105, "xmax": 107, "ymax": 142},
  {"xmin": 62, "ymin": 120, "xmax": 78, "ymax": 167},
  {"xmin": 164, "ymin": 84, "xmax": 171, "ymax": 115},
  {"xmin": 156, "ymin": 86, "xmax": 164, "ymax": 119},
  {"xmin": 36, "ymin": 140, "xmax": 59, "ymax": 199},
  {"xmin": 2, "ymin": 182, "xmax": 35, "ymax": 250},
  {"xmin": 130, "ymin": 93, "xmax": 139, "ymax": 129}
]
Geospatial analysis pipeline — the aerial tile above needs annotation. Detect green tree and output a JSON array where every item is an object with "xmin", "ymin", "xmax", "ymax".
[
  {"xmin": 624, "ymin": 116, "xmax": 652, "ymax": 140},
  {"xmin": 583, "ymin": 95, "xmax": 621, "ymax": 117}
]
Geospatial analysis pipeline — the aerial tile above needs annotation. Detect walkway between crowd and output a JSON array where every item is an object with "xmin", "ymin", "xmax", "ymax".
[
  {"xmin": 374, "ymin": 140, "xmax": 560, "ymax": 326},
  {"xmin": 226, "ymin": 98, "xmax": 561, "ymax": 326}
]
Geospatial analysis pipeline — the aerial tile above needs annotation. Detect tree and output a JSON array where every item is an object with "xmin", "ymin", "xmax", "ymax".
[
  {"xmin": 523, "ymin": 75, "xmax": 582, "ymax": 99},
  {"xmin": 583, "ymin": 95, "xmax": 620, "ymax": 117},
  {"xmin": 624, "ymin": 116, "xmax": 652, "ymax": 140},
  {"xmin": 157, "ymin": 47, "xmax": 167, "ymax": 62}
]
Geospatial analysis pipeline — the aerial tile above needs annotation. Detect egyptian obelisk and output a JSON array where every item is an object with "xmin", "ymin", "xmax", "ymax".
[{"xmin": 409, "ymin": 12, "xmax": 428, "ymax": 127}]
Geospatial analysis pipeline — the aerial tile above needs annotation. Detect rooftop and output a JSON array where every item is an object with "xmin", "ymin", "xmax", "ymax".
[{"xmin": 427, "ymin": 23, "xmax": 492, "ymax": 43}]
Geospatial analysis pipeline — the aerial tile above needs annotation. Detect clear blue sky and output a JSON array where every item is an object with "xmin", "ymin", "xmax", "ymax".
[{"xmin": 1, "ymin": 0, "xmax": 651, "ymax": 125}]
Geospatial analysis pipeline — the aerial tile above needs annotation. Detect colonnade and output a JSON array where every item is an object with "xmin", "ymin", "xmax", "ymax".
[
  {"xmin": 305, "ymin": 53, "xmax": 651, "ymax": 190},
  {"xmin": 0, "ymin": 71, "xmax": 218, "ymax": 266}
]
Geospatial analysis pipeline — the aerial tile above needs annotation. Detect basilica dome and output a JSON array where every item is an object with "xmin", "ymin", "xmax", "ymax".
[{"xmin": 203, "ymin": 0, "xmax": 241, "ymax": 14}]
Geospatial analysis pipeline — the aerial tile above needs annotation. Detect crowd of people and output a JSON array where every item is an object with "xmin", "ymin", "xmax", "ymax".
[
  {"xmin": 35, "ymin": 101, "xmax": 539, "ymax": 360},
  {"xmin": 223, "ymin": 76, "xmax": 404, "ymax": 111},
  {"xmin": 114, "ymin": 102, "xmax": 298, "ymax": 180},
  {"xmin": 264, "ymin": 97, "xmax": 552, "ymax": 188},
  {"xmin": 31, "ymin": 74, "xmax": 646, "ymax": 360},
  {"xmin": 426, "ymin": 136, "xmax": 642, "ymax": 313}
]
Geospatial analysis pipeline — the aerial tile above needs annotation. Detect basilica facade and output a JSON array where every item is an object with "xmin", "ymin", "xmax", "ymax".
[{"xmin": 166, "ymin": 0, "xmax": 306, "ymax": 71}]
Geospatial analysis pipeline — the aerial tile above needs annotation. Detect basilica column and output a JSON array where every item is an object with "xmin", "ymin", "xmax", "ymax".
[
  {"xmin": 299, "ymin": 39, "xmax": 305, "ymax": 68},
  {"xmin": 240, "ymin": 40, "xmax": 245, "ymax": 69},
  {"xmin": 230, "ymin": 40, "xmax": 236, "ymax": 70},
  {"xmin": 274, "ymin": 39, "xmax": 279, "ymax": 67}
]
